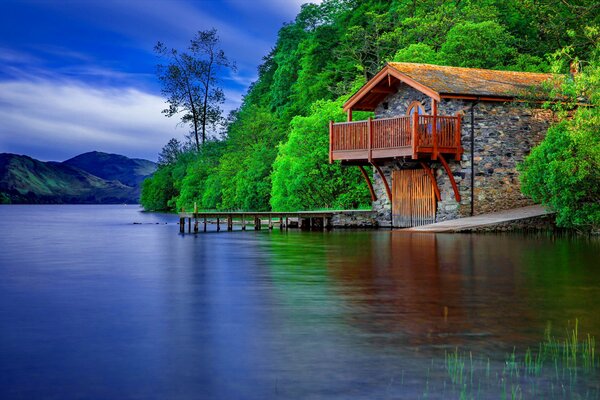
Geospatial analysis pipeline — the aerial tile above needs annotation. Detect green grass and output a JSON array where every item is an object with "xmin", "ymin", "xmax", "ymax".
[{"xmin": 417, "ymin": 320, "xmax": 599, "ymax": 399}]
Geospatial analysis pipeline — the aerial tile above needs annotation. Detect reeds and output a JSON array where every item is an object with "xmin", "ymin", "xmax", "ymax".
[{"xmin": 415, "ymin": 320, "xmax": 599, "ymax": 399}]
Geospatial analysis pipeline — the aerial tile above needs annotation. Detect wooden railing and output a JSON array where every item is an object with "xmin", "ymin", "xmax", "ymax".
[
  {"xmin": 330, "ymin": 113, "xmax": 462, "ymax": 162},
  {"xmin": 330, "ymin": 120, "xmax": 369, "ymax": 151}
]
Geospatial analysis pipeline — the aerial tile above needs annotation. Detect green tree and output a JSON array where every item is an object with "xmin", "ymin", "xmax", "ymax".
[
  {"xmin": 441, "ymin": 21, "xmax": 516, "ymax": 69},
  {"xmin": 155, "ymin": 29, "xmax": 235, "ymax": 151},
  {"xmin": 392, "ymin": 43, "xmax": 442, "ymax": 64},
  {"xmin": 270, "ymin": 97, "xmax": 371, "ymax": 211},
  {"xmin": 519, "ymin": 54, "xmax": 600, "ymax": 232}
]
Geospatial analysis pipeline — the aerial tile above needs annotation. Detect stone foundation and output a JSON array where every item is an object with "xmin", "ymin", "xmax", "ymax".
[
  {"xmin": 454, "ymin": 214, "xmax": 558, "ymax": 233},
  {"xmin": 331, "ymin": 211, "xmax": 378, "ymax": 228}
]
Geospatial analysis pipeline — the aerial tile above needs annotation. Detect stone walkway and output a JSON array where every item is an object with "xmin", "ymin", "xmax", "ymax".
[{"xmin": 404, "ymin": 205, "xmax": 553, "ymax": 233}]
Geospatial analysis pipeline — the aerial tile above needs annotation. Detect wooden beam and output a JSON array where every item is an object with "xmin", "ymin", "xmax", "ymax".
[
  {"xmin": 411, "ymin": 111, "xmax": 419, "ymax": 159},
  {"xmin": 419, "ymin": 161, "xmax": 441, "ymax": 202},
  {"xmin": 454, "ymin": 113, "xmax": 462, "ymax": 161},
  {"xmin": 347, "ymin": 108, "xmax": 353, "ymax": 122},
  {"xmin": 371, "ymin": 87, "xmax": 396, "ymax": 94},
  {"xmin": 367, "ymin": 117, "xmax": 373, "ymax": 162},
  {"xmin": 329, "ymin": 120, "xmax": 333, "ymax": 164},
  {"xmin": 438, "ymin": 153, "xmax": 461, "ymax": 202},
  {"xmin": 358, "ymin": 165, "xmax": 377, "ymax": 202},
  {"xmin": 371, "ymin": 162, "xmax": 392, "ymax": 203},
  {"xmin": 432, "ymin": 99, "xmax": 438, "ymax": 160}
]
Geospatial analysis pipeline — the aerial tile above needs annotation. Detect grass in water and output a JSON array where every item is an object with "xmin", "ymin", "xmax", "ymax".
[{"xmin": 416, "ymin": 320, "xmax": 599, "ymax": 399}]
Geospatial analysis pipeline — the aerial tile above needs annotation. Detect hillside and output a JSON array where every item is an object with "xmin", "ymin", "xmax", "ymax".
[
  {"xmin": 141, "ymin": 0, "xmax": 599, "ymax": 213},
  {"xmin": 63, "ymin": 151, "xmax": 156, "ymax": 187},
  {"xmin": 0, "ymin": 153, "xmax": 156, "ymax": 204}
]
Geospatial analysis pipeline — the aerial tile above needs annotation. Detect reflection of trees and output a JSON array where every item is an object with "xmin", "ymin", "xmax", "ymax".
[{"xmin": 323, "ymin": 233, "xmax": 587, "ymax": 351}]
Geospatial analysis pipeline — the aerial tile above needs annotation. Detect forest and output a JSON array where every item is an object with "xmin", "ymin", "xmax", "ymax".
[{"xmin": 140, "ymin": 0, "xmax": 599, "ymax": 228}]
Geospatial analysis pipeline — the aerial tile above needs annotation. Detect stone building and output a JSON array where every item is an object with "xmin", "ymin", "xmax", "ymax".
[{"xmin": 329, "ymin": 62, "xmax": 556, "ymax": 227}]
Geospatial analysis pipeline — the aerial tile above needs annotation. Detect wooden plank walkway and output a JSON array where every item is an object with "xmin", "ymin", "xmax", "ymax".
[
  {"xmin": 404, "ymin": 205, "xmax": 553, "ymax": 233},
  {"xmin": 177, "ymin": 210, "xmax": 372, "ymax": 233}
]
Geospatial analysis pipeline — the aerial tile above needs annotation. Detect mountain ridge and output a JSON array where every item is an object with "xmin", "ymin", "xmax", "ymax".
[{"xmin": 0, "ymin": 152, "xmax": 156, "ymax": 204}]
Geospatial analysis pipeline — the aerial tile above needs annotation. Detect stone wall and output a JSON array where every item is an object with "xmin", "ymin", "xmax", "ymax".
[
  {"xmin": 371, "ymin": 84, "xmax": 553, "ymax": 227},
  {"xmin": 454, "ymin": 214, "xmax": 558, "ymax": 233},
  {"xmin": 331, "ymin": 210, "xmax": 378, "ymax": 228}
]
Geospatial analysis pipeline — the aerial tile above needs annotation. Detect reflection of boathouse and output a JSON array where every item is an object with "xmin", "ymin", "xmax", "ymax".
[{"xmin": 329, "ymin": 63, "xmax": 556, "ymax": 227}]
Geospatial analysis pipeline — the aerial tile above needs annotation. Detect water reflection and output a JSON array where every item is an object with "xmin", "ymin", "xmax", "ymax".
[{"xmin": 1, "ymin": 206, "xmax": 599, "ymax": 399}]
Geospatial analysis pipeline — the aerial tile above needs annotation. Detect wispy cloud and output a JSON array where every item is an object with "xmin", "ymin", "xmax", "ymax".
[
  {"xmin": 0, "ymin": 70, "xmax": 246, "ymax": 161},
  {"xmin": 0, "ymin": 77, "xmax": 185, "ymax": 161}
]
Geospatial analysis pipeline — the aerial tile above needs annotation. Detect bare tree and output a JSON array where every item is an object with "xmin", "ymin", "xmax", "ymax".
[{"xmin": 155, "ymin": 29, "xmax": 235, "ymax": 151}]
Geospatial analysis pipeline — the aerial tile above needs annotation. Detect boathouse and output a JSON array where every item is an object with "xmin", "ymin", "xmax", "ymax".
[{"xmin": 329, "ymin": 62, "xmax": 556, "ymax": 227}]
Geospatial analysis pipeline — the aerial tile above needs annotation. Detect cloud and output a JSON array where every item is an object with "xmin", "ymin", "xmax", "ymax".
[
  {"xmin": 0, "ymin": 77, "xmax": 187, "ymax": 161},
  {"xmin": 0, "ymin": 71, "xmax": 247, "ymax": 162}
]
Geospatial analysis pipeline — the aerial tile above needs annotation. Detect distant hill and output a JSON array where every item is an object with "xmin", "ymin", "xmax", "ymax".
[
  {"xmin": 63, "ymin": 151, "xmax": 156, "ymax": 188},
  {"xmin": 0, "ymin": 152, "xmax": 156, "ymax": 204}
]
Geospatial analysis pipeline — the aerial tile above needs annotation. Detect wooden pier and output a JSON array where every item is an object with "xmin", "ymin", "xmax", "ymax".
[{"xmin": 178, "ymin": 211, "xmax": 340, "ymax": 234}]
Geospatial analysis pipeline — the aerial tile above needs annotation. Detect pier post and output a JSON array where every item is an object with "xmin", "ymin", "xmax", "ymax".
[
  {"xmin": 188, "ymin": 218, "xmax": 191, "ymax": 233},
  {"xmin": 268, "ymin": 215, "xmax": 273, "ymax": 230},
  {"xmin": 279, "ymin": 216, "xmax": 283, "ymax": 230},
  {"xmin": 242, "ymin": 214, "xmax": 246, "ymax": 231},
  {"xmin": 227, "ymin": 216, "xmax": 233, "ymax": 231},
  {"xmin": 217, "ymin": 217, "xmax": 220, "ymax": 232},
  {"xmin": 194, "ymin": 218, "xmax": 198, "ymax": 233},
  {"xmin": 203, "ymin": 217, "xmax": 207, "ymax": 232},
  {"xmin": 180, "ymin": 217, "xmax": 185, "ymax": 233},
  {"xmin": 285, "ymin": 217, "xmax": 289, "ymax": 230}
]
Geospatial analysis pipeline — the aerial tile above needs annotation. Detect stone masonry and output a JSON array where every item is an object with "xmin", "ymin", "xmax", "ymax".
[{"xmin": 370, "ymin": 83, "xmax": 552, "ymax": 227}]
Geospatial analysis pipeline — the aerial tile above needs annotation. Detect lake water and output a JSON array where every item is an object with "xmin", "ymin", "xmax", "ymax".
[{"xmin": 0, "ymin": 205, "xmax": 599, "ymax": 399}]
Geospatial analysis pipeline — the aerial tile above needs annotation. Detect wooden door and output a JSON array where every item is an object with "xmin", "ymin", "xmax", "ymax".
[{"xmin": 392, "ymin": 169, "xmax": 436, "ymax": 227}]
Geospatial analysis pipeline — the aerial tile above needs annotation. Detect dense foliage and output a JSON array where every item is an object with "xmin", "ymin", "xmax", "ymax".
[
  {"xmin": 519, "ymin": 49, "xmax": 600, "ymax": 232},
  {"xmin": 141, "ymin": 0, "xmax": 599, "ymax": 214}
]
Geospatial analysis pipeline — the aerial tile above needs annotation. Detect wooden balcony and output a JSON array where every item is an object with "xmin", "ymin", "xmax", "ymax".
[{"xmin": 329, "ymin": 113, "xmax": 463, "ymax": 164}]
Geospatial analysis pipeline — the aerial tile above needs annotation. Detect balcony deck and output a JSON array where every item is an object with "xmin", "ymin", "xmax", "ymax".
[{"xmin": 329, "ymin": 113, "xmax": 463, "ymax": 164}]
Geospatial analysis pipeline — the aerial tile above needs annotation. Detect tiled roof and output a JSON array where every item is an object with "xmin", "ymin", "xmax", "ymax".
[{"xmin": 387, "ymin": 62, "xmax": 556, "ymax": 98}]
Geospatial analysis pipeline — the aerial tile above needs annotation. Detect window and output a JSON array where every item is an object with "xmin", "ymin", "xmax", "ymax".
[{"xmin": 406, "ymin": 101, "xmax": 425, "ymax": 116}]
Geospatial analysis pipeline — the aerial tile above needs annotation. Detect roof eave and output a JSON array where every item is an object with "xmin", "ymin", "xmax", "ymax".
[{"xmin": 343, "ymin": 64, "xmax": 441, "ymax": 112}]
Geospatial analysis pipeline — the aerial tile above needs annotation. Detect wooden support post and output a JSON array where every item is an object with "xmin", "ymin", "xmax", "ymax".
[
  {"xmin": 203, "ymin": 216, "xmax": 207, "ymax": 232},
  {"xmin": 242, "ymin": 214, "xmax": 246, "ymax": 231},
  {"xmin": 180, "ymin": 217, "xmax": 185, "ymax": 233},
  {"xmin": 323, "ymin": 217, "xmax": 327, "ymax": 231},
  {"xmin": 285, "ymin": 217, "xmax": 289, "ymax": 230},
  {"xmin": 194, "ymin": 218, "xmax": 199, "ymax": 233},
  {"xmin": 372, "ymin": 162, "xmax": 392, "ymax": 203},
  {"xmin": 227, "ymin": 216, "xmax": 233, "ymax": 231},
  {"xmin": 217, "ymin": 217, "xmax": 220, "ymax": 232},
  {"xmin": 329, "ymin": 120, "xmax": 333, "ymax": 164},
  {"xmin": 188, "ymin": 218, "xmax": 191, "ymax": 233},
  {"xmin": 279, "ymin": 217, "xmax": 284, "ymax": 230},
  {"xmin": 367, "ymin": 116, "xmax": 373, "ymax": 162},
  {"xmin": 438, "ymin": 153, "xmax": 461, "ymax": 202},
  {"xmin": 268, "ymin": 215, "xmax": 273, "ymax": 230},
  {"xmin": 454, "ymin": 113, "xmax": 462, "ymax": 161},
  {"xmin": 347, "ymin": 108, "xmax": 353, "ymax": 122},
  {"xmin": 411, "ymin": 111, "xmax": 419, "ymax": 159},
  {"xmin": 432, "ymin": 99, "xmax": 438, "ymax": 160},
  {"xmin": 358, "ymin": 165, "xmax": 377, "ymax": 202}
]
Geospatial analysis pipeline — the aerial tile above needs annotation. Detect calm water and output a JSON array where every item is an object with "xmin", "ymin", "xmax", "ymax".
[{"xmin": 0, "ymin": 205, "xmax": 599, "ymax": 399}]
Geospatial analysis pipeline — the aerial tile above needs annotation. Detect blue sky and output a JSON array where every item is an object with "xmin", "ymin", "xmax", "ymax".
[{"xmin": 0, "ymin": 0, "xmax": 319, "ymax": 162}]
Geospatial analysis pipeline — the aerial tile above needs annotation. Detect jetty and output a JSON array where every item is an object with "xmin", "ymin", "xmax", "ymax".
[{"xmin": 178, "ymin": 210, "xmax": 372, "ymax": 233}]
